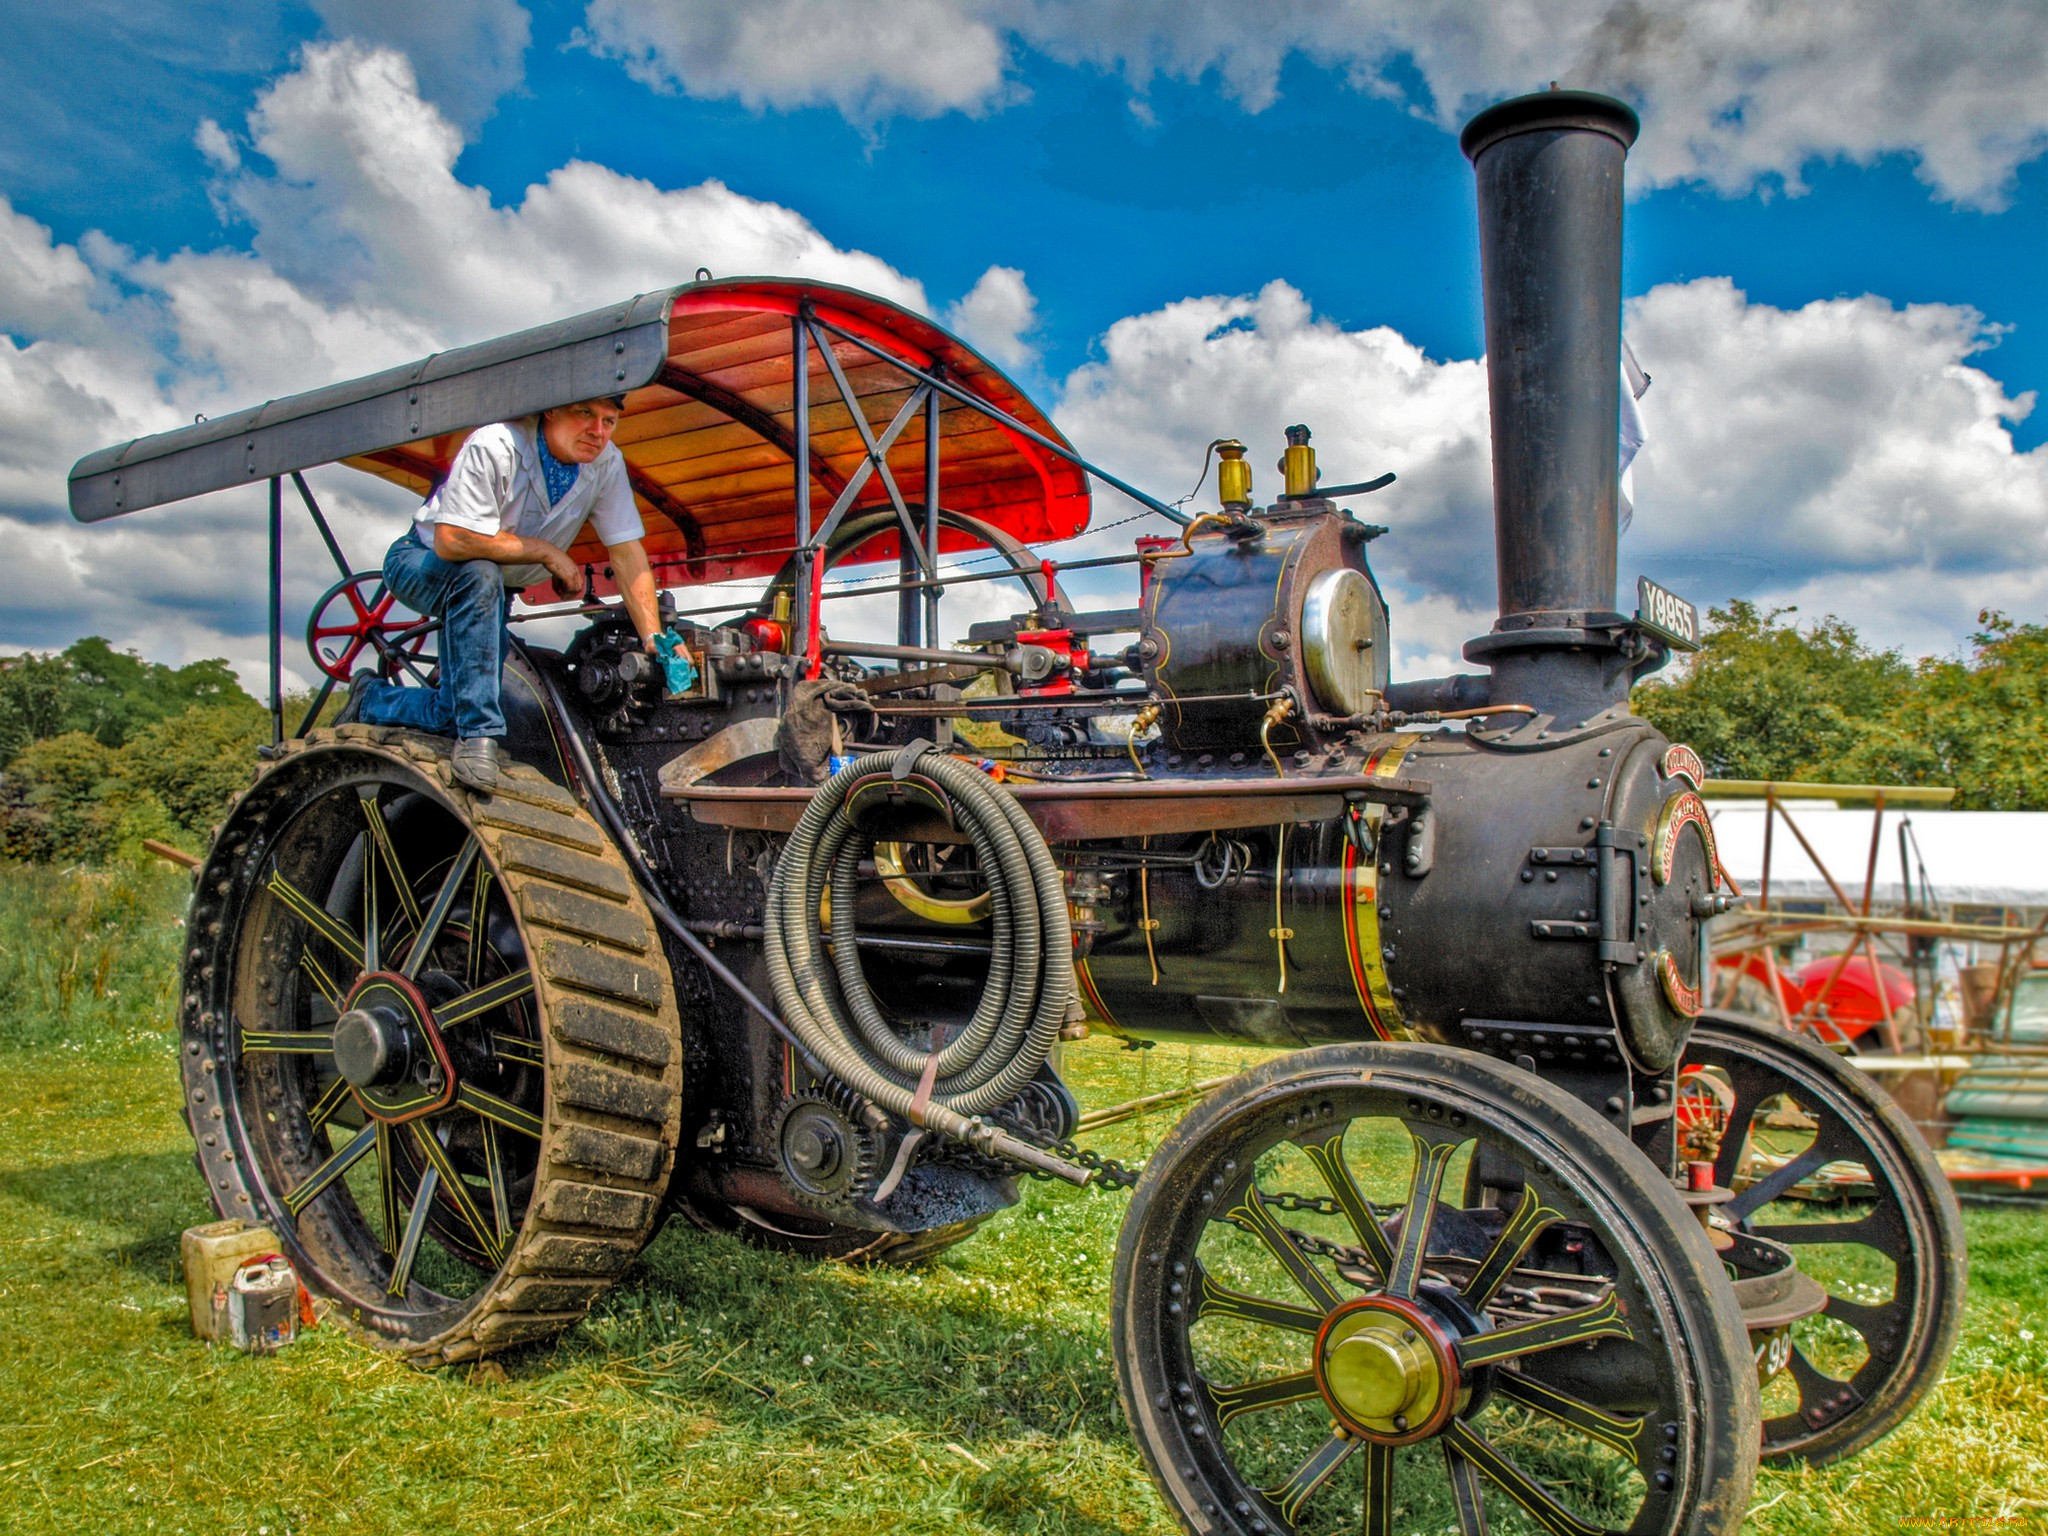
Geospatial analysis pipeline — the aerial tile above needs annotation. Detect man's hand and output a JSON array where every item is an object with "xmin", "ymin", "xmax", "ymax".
[{"xmin": 606, "ymin": 538, "xmax": 662, "ymax": 651}]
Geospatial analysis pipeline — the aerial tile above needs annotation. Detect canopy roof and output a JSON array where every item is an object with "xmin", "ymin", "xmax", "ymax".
[{"xmin": 68, "ymin": 279, "xmax": 1093, "ymax": 586}]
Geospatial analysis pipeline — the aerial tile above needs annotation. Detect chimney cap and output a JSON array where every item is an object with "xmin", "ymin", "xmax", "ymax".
[{"xmin": 1460, "ymin": 90, "xmax": 1639, "ymax": 163}]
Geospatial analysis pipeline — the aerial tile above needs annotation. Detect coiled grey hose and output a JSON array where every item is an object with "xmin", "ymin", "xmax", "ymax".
[{"xmin": 764, "ymin": 748, "xmax": 1073, "ymax": 1135}]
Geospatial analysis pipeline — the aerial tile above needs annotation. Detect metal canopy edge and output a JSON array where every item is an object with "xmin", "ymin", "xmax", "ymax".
[{"xmin": 67, "ymin": 289, "xmax": 678, "ymax": 523}]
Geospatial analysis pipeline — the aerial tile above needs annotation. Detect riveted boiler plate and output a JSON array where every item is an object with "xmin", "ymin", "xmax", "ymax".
[{"xmin": 1299, "ymin": 567, "xmax": 1386, "ymax": 716}]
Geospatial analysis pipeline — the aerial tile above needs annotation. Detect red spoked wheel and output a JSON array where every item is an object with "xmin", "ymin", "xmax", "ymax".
[{"xmin": 308, "ymin": 573, "xmax": 440, "ymax": 683}]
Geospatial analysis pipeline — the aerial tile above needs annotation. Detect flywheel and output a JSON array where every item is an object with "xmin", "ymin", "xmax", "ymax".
[{"xmin": 180, "ymin": 725, "xmax": 683, "ymax": 1363}]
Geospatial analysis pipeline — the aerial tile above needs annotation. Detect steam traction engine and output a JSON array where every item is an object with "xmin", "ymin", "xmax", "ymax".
[{"xmin": 70, "ymin": 93, "xmax": 1961, "ymax": 1535}]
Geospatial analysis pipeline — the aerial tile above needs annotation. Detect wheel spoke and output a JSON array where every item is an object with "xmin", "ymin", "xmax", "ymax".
[
  {"xmin": 1443, "ymin": 1440, "xmax": 1490, "ymax": 1536},
  {"xmin": 376, "ymin": 1123, "xmax": 401, "ymax": 1252},
  {"xmin": 1260, "ymin": 1431, "xmax": 1360, "ymax": 1527},
  {"xmin": 466, "ymin": 862, "xmax": 496, "ymax": 989},
  {"xmin": 1749, "ymin": 1211, "xmax": 1892, "ymax": 1251},
  {"xmin": 1301, "ymin": 1130, "xmax": 1396, "ymax": 1275},
  {"xmin": 1387, "ymin": 1130, "xmax": 1459, "ymax": 1298},
  {"xmin": 437, "ymin": 970, "xmax": 537, "ymax": 1029},
  {"xmin": 491, "ymin": 1031, "xmax": 546, "ymax": 1070},
  {"xmin": 412, "ymin": 1122, "xmax": 504, "ymax": 1264},
  {"xmin": 1225, "ymin": 1186, "xmax": 1345, "ymax": 1314},
  {"xmin": 1493, "ymin": 1369, "xmax": 1650, "ymax": 1463},
  {"xmin": 1785, "ymin": 1338, "xmax": 1860, "ymax": 1416},
  {"xmin": 1203, "ymin": 1369, "xmax": 1321, "ymax": 1425},
  {"xmin": 267, "ymin": 868, "xmax": 365, "ymax": 969},
  {"xmin": 300, "ymin": 953, "xmax": 344, "ymax": 1010},
  {"xmin": 1462, "ymin": 1184, "xmax": 1564, "ymax": 1309},
  {"xmin": 307, "ymin": 1075, "xmax": 353, "ymax": 1128},
  {"xmin": 361, "ymin": 834, "xmax": 383, "ymax": 973},
  {"xmin": 482, "ymin": 1119, "xmax": 514, "ymax": 1245},
  {"xmin": 387, "ymin": 1162, "xmax": 440, "ymax": 1296},
  {"xmin": 282, "ymin": 1122, "xmax": 378, "ymax": 1217},
  {"xmin": 359, "ymin": 795, "xmax": 424, "ymax": 930},
  {"xmin": 456, "ymin": 1082, "xmax": 544, "ymax": 1138},
  {"xmin": 1455, "ymin": 1292, "xmax": 1633, "ymax": 1370},
  {"xmin": 1820, "ymin": 1294, "xmax": 1893, "ymax": 1343},
  {"xmin": 1192, "ymin": 1264, "xmax": 1325, "ymax": 1334},
  {"xmin": 1360, "ymin": 1437, "xmax": 1395, "ymax": 1536},
  {"xmin": 240, "ymin": 1027, "xmax": 336, "ymax": 1056},
  {"xmin": 1443, "ymin": 1421, "xmax": 1608, "ymax": 1536},
  {"xmin": 402, "ymin": 836, "xmax": 481, "ymax": 978},
  {"xmin": 1726, "ymin": 1141, "xmax": 1833, "ymax": 1221}
]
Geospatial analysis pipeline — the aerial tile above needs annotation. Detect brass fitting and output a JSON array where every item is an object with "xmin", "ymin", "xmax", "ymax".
[
  {"xmin": 1216, "ymin": 439, "xmax": 1252, "ymax": 509},
  {"xmin": 1260, "ymin": 694, "xmax": 1296, "ymax": 778},
  {"xmin": 1127, "ymin": 702, "xmax": 1162, "ymax": 779},
  {"xmin": 1280, "ymin": 423, "xmax": 1317, "ymax": 499}
]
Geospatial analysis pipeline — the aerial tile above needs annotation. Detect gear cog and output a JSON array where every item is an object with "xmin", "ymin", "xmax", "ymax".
[{"xmin": 773, "ymin": 1091, "xmax": 882, "ymax": 1211}]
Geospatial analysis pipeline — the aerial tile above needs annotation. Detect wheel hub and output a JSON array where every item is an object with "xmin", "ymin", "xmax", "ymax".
[
  {"xmin": 338, "ymin": 972, "xmax": 459, "ymax": 1123},
  {"xmin": 332, "ymin": 1005, "xmax": 415, "ymax": 1088},
  {"xmin": 1315, "ymin": 1294, "xmax": 1462, "ymax": 1444},
  {"xmin": 788, "ymin": 1117, "xmax": 844, "ymax": 1180}
]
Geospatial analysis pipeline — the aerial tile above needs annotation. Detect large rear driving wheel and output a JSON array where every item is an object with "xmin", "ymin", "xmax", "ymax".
[{"xmin": 181, "ymin": 726, "xmax": 682, "ymax": 1363}]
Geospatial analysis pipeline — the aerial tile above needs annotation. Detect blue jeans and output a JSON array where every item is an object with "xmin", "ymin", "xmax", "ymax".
[{"xmin": 355, "ymin": 530, "xmax": 512, "ymax": 739}]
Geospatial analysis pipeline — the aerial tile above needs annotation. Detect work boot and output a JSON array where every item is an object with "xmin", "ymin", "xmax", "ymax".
[
  {"xmin": 334, "ymin": 667, "xmax": 381, "ymax": 726},
  {"xmin": 450, "ymin": 736, "xmax": 504, "ymax": 793}
]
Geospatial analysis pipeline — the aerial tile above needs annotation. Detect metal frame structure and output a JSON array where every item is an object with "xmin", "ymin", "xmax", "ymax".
[{"xmin": 69, "ymin": 279, "xmax": 1197, "ymax": 752}]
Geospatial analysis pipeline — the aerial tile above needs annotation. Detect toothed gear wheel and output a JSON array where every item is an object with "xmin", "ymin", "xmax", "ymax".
[{"xmin": 773, "ymin": 1092, "xmax": 882, "ymax": 1211}]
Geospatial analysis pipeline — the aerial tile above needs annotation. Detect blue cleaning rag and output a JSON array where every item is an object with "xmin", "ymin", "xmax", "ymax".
[{"xmin": 653, "ymin": 631, "xmax": 698, "ymax": 695}]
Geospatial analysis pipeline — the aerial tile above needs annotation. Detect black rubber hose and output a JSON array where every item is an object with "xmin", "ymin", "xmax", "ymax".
[
  {"xmin": 764, "ymin": 748, "xmax": 1073, "ymax": 1122},
  {"xmin": 533, "ymin": 661, "xmax": 1089, "ymax": 1184}
]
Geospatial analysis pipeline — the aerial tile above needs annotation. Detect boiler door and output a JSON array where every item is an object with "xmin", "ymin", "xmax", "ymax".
[{"xmin": 1299, "ymin": 567, "xmax": 1387, "ymax": 715}]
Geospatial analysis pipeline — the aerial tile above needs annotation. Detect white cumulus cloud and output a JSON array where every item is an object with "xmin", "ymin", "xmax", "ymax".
[
  {"xmin": 580, "ymin": 0, "xmax": 2048, "ymax": 208},
  {"xmin": 0, "ymin": 42, "xmax": 937, "ymax": 678},
  {"xmin": 1050, "ymin": 275, "xmax": 2048, "ymax": 672},
  {"xmin": 310, "ymin": 0, "xmax": 533, "ymax": 127},
  {"xmin": 945, "ymin": 265, "xmax": 1040, "ymax": 372},
  {"xmin": 579, "ymin": 0, "xmax": 1012, "ymax": 120}
]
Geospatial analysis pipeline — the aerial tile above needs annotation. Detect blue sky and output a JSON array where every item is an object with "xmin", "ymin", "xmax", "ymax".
[{"xmin": 4, "ymin": 1, "xmax": 2046, "ymax": 683}]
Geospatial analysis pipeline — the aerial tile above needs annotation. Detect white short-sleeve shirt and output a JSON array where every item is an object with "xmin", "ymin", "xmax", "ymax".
[{"xmin": 414, "ymin": 417, "xmax": 644, "ymax": 589}]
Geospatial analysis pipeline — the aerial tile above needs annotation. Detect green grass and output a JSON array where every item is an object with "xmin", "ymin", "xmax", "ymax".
[{"xmin": 0, "ymin": 865, "xmax": 2043, "ymax": 1534}]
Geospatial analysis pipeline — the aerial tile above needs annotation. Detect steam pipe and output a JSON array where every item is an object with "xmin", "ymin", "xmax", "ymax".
[{"xmin": 1459, "ymin": 90, "xmax": 1640, "ymax": 726}]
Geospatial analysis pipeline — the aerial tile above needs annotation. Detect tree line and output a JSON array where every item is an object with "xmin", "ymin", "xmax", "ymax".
[
  {"xmin": 1631, "ymin": 601, "xmax": 2048, "ymax": 808},
  {"xmin": 0, "ymin": 638, "xmax": 271, "ymax": 863},
  {"xmin": 2, "ymin": 606, "xmax": 2043, "ymax": 864}
]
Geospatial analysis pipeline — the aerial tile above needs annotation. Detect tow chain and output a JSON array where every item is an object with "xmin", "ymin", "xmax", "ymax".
[{"xmin": 1047, "ymin": 1138, "xmax": 1144, "ymax": 1190}]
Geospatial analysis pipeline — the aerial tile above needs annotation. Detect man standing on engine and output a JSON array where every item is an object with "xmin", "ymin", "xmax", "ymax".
[{"xmin": 346, "ymin": 396, "xmax": 661, "ymax": 791}]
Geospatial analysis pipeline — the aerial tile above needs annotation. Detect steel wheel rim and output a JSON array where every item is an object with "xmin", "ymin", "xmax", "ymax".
[
  {"xmin": 223, "ymin": 762, "xmax": 543, "ymax": 1335},
  {"xmin": 1684, "ymin": 1015, "xmax": 1965, "ymax": 1462},
  {"xmin": 1115, "ymin": 1051, "xmax": 1749, "ymax": 1536}
]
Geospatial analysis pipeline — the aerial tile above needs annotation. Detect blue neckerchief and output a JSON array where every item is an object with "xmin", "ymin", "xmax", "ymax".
[{"xmin": 537, "ymin": 431, "xmax": 580, "ymax": 507}]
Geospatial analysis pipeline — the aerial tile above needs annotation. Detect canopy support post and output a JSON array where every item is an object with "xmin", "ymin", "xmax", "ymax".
[
  {"xmin": 792, "ymin": 307, "xmax": 816, "ymax": 676},
  {"xmin": 290, "ymin": 471, "xmax": 353, "ymax": 580},
  {"xmin": 268, "ymin": 476, "xmax": 284, "ymax": 748},
  {"xmin": 924, "ymin": 371, "xmax": 942, "ymax": 648}
]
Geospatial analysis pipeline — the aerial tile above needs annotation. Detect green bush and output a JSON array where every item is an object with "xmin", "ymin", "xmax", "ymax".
[
  {"xmin": 121, "ymin": 699, "xmax": 266, "ymax": 834},
  {"xmin": 0, "ymin": 730, "xmax": 181, "ymax": 864},
  {"xmin": 1633, "ymin": 603, "xmax": 2048, "ymax": 808}
]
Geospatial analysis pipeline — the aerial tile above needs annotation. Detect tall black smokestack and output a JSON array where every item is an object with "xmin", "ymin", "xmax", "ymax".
[{"xmin": 1460, "ymin": 90, "xmax": 1640, "ymax": 729}]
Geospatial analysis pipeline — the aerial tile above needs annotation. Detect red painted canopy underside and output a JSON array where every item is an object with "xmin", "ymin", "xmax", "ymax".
[{"xmin": 339, "ymin": 279, "xmax": 1092, "ymax": 598}]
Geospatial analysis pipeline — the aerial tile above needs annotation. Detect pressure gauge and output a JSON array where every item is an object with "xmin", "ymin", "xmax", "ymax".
[{"xmin": 1299, "ymin": 567, "xmax": 1387, "ymax": 716}]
